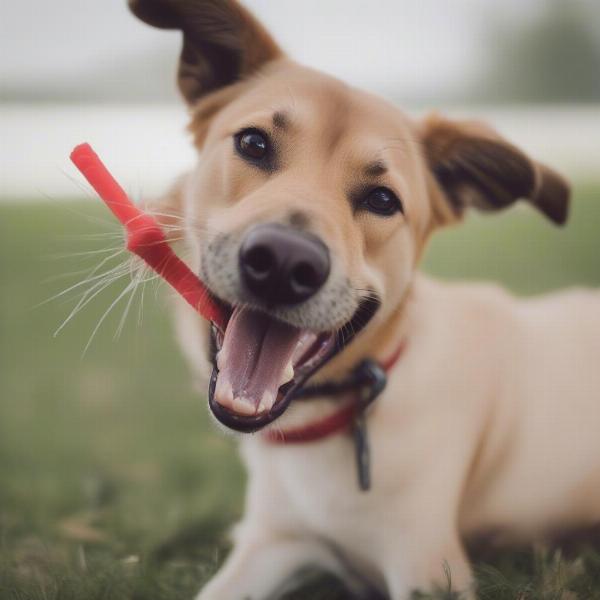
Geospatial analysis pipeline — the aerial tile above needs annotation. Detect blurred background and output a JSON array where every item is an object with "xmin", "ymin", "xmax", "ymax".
[
  {"xmin": 3, "ymin": 0, "xmax": 600, "ymax": 197},
  {"xmin": 1, "ymin": 1, "xmax": 599, "ymax": 599}
]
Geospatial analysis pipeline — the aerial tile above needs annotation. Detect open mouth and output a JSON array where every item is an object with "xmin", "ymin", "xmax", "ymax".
[{"xmin": 207, "ymin": 296, "xmax": 380, "ymax": 433}]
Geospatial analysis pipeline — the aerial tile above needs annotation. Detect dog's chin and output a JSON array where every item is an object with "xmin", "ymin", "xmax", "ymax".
[{"xmin": 207, "ymin": 295, "xmax": 380, "ymax": 433}]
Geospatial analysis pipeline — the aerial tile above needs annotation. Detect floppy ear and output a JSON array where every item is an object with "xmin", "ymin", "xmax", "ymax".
[
  {"xmin": 128, "ymin": 0, "xmax": 282, "ymax": 104},
  {"xmin": 421, "ymin": 114, "xmax": 570, "ymax": 226}
]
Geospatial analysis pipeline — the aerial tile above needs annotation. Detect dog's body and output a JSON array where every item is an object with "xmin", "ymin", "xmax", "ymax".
[
  {"xmin": 128, "ymin": 1, "xmax": 600, "ymax": 597},
  {"xmin": 180, "ymin": 275, "xmax": 600, "ymax": 599}
]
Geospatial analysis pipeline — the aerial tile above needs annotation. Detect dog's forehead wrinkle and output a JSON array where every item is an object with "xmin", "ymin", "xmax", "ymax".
[
  {"xmin": 273, "ymin": 78, "xmax": 357, "ymax": 155},
  {"xmin": 364, "ymin": 160, "xmax": 388, "ymax": 177},
  {"xmin": 272, "ymin": 110, "xmax": 290, "ymax": 130}
]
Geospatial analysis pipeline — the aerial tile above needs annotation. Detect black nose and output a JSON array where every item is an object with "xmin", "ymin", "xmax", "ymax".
[{"xmin": 239, "ymin": 223, "xmax": 330, "ymax": 306}]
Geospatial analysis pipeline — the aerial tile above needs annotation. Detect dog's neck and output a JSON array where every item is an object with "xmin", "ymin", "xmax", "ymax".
[{"xmin": 323, "ymin": 276, "xmax": 415, "ymax": 378}]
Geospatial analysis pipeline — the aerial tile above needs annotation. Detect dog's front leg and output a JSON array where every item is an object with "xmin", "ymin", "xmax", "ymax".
[
  {"xmin": 196, "ymin": 529, "xmax": 357, "ymax": 600},
  {"xmin": 381, "ymin": 530, "xmax": 474, "ymax": 600}
]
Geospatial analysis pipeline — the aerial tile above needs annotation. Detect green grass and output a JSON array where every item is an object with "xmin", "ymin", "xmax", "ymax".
[{"xmin": 0, "ymin": 184, "xmax": 599, "ymax": 600}]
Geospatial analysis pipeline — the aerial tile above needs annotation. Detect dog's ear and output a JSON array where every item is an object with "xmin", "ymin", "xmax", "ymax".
[
  {"xmin": 421, "ymin": 114, "xmax": 570, "ymax": 227},
  {"xmin": 128, "ymin": 0, "xmax": 282, "ymax": 104}
]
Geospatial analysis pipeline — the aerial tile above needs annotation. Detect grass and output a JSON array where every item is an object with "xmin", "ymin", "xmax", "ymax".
[{"xmin": 0, "ymin": 183, "xmax": 599, "ymax": 600}]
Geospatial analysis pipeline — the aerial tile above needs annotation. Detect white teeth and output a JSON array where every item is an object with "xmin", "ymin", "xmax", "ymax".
[
  {"xmin": 215, "ymin": 383, "xmax": 259, "ymax": 416},
  {"xmin": 279, "ymin": 361, "xmax": 294, "ymax": 386},
  {"xmin": 258, "ymin": 391, "xmax": 275, "ymax": 414},
  {"xmin": 266, "ymin": 391, "xmax": 276, "ymax": 410},
  {"xmin": 214, "ymin": 379, "xmax": 234, "ymax": 408},
  {"xmin": 233, "ymin": 397, "xmax": 256, "ymax": 416},
  {"xmin": 292, "ymin": 332, "xmax": 317, "ymax": 364}
]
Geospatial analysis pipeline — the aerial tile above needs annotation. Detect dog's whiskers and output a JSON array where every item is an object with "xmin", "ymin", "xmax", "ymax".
[
  {"xmin": 114, "ymin": 266, "xmax": 148, "ymax": 340},
  {"xmin": 82, "ymin": 277, "xmax": 141, "ymax": 356},
  {"xmin": 40, "ymin": 249, "xmax": 129, "ymax": 308},
  {"xmin": 48, "ymin": 245, "xmax": 126, "ymax": 261},
  {"xmin": 53, "ymin": 260, "xmax": 135, "ymax": 336}
]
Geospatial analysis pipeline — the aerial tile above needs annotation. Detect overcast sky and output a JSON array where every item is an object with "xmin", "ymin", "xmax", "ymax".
[
  {"xmin": 0, "ymin": 0, "xmax": 548, "ymax": 100},
  {"xmin": 2, "ymin": 1, "xmax": 598, "ymax": 199}
]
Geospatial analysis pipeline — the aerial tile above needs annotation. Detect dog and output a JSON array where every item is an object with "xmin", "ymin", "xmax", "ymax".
[{"xmin": 129, "ymin": 1, "xmax": 600, "ymax": 598}]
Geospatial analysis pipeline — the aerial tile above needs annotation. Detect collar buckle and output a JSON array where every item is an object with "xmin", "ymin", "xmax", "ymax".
[{"xmin": 352, "ymin": 359, "xmax": 387, "ymax": 409}]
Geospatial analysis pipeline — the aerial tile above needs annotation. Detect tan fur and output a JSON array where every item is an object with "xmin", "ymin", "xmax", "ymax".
[{"xmin": 129, "ymin": 2, "xmax": 597, "ymax": 598}]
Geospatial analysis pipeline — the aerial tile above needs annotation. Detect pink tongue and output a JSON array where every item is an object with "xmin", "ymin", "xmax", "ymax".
[{"xmin": 216, "ymin": 306, "xmax": 302, "ymax": 413}]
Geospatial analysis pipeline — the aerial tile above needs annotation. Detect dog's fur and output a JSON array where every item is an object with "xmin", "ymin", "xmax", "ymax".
[{"xmin": 129, "ymin": 2, "xmax": 600, "ymax": 598}]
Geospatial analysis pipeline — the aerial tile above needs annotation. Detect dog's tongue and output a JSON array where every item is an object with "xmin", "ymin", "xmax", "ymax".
[{"xmin": 214, "ymin": 306, "xmax": 301, "ymax": 415}]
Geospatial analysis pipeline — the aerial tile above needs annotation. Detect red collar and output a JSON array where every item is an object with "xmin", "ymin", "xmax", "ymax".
[{"xmin": 263, "ymin": 339, "xmax": 406, "ymax": 445}]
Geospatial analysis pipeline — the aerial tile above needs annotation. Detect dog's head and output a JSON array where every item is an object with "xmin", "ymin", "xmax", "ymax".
[{"xmin": 130, "ymin": 0, "xmax": 570, "ymax": 432}]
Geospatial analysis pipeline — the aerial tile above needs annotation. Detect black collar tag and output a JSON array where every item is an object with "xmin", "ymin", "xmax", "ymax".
[{"xmin": 350, "ymin": 359, "xmax": 387, "ymax": 492}]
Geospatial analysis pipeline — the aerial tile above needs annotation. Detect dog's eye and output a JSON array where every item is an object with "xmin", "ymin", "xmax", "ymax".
[
  {"xmin": 362, "ymin": 187, "xmax": 403, "ymax": 216},
  {"xmin": 234, "ymin": 128, "xmax": 270, "ymax": 161}
]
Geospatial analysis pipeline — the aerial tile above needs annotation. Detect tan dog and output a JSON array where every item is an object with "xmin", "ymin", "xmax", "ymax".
[{"xmin": 129, "ymin": 2, "xmax": 600, "ymax": 598}]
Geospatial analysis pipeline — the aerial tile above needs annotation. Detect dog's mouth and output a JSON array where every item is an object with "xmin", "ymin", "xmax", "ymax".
[{"xmin": 207, "ymin": 296, "xmax": 380, "ymax": 433}]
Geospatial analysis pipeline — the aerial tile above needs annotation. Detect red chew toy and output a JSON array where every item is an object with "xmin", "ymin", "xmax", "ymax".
[{"xmin": 70, "ymin": 143, "xmax": 226, "ymax": 331}]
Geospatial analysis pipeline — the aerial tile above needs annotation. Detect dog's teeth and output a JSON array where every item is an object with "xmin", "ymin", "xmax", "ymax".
[
  {"xmin": 258, "ymin": 391, "xmax": 275, "ymax": 413},
  {"xmin": 279, "ymin": 361, "xmax": 294, "ymax": 386},
  {"xmin": 214, "ymin": 379, "xmax": 234, "ymax": 408},
  {"xmin": 292, "ymin": 332, "xmax": 317, "ymax": 363},
  {"xmin": 233, "ymin": 397, "xmax": 256, "ymax": 416}
]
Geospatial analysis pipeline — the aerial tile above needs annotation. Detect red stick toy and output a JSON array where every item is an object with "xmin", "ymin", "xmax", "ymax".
[{"xmin": 70, "ymin": 143, "xmax": 227, "ymax": 331}]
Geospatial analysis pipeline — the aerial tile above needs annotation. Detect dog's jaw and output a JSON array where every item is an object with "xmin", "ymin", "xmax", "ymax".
[{"xmin": 206, "ymin": 295, "xmax": 381, "ymax": 433}]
